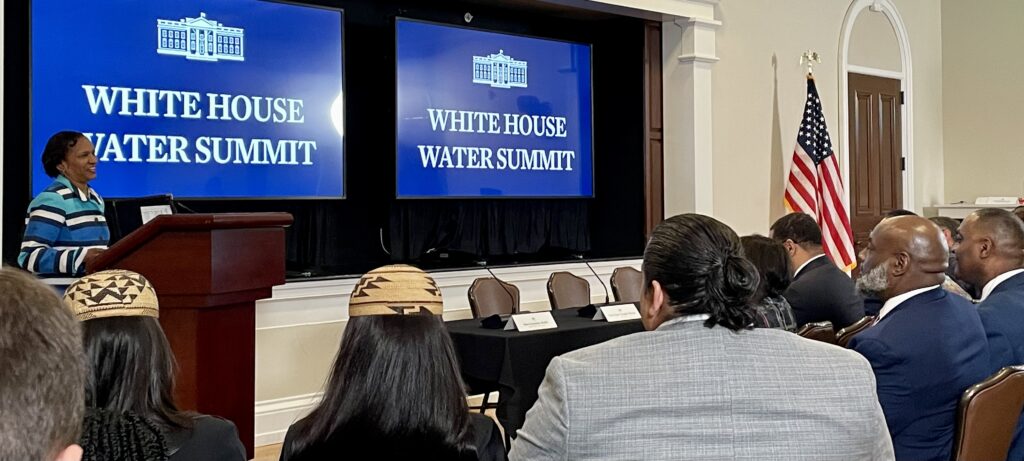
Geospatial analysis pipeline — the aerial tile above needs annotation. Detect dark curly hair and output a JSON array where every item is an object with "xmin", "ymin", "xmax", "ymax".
[
  {"xmin": 79, "ymin": 408, "xmax": 169, "ymax": 461},
  {"xmin": 769, "ymin": 212, "xmax": 822, "ymax": 248},
  {"xmin": 740, "ymin": 235, "xmax": 792, "ymax": 302},
  {"xmin": 642, "ymin": 214, "xmax": 758, "ymax": 331},
  {"xmin": 41, "ymin": 131, "xmax": 85, "ymax": 178}
]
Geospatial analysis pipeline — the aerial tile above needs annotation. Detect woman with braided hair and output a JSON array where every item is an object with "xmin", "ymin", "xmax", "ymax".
[
  {"xmin": 79, "ymin": 409, "xmax": 168, "ymax": 461},
  {"xmin": 63, "ymin": 270, "xmax": 246, "ymax": 461}
]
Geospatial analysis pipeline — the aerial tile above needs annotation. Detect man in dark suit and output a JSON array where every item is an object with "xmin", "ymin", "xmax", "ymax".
[
  {"xmin": 930, "ymin": 216, "xmax": 974, "ymax": 295},
  {"xmin": 850, "ymin": 216, "xmax": 990, "ymax": 461},
  {"xmin": 954, "ymin": 208, "xmax": 1024, "ymax": 461},
  {"xmin": 770, "ymin": 212, "xmax": 863, "ymax": 330}
]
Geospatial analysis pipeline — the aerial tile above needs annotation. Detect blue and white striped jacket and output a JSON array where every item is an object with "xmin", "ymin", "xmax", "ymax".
[{"xmin": 18, "ymin": 175, "xmax": 109, "ymax": 276}]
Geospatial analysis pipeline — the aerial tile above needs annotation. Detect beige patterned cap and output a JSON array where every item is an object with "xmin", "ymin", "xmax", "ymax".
[
  {"xmin": 348, "ymin": 265, "xmax": 443, "ymax": 317},
  {"xmin": 63, "ymin": 269, "xmax": 159, "ymax": 321}
]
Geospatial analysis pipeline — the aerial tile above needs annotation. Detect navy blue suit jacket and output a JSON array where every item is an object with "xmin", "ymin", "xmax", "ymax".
[
  {"xmin": 977, "ymin": 271, "xmax": 1024, "ymax": 461},
  {"xmin": 850, "ymin": 287, "xmax": 990, "ymax": 461}
]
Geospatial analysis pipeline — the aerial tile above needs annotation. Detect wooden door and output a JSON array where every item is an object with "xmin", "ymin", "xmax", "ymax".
[
  {"xmin": 848, "ymin": 72, "xmax": 903, "ymax": 264},
  {"xmin": 643, "ymin": 21, "xmax": 664, "ymax": 237}
]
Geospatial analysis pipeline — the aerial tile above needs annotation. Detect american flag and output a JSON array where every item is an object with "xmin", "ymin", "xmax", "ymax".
[{"xmin": 784, "ymin": 77, "xmax": 856, "ymax": 272}]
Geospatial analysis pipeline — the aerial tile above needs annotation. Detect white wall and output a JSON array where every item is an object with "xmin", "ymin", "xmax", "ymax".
[
  {"xmin": 848, "ymin": 8, "xmax": 902, "ymax": 72},
  {"xmin": 941, "ymin": 0, "xmax": 1024, "ymax": 203},
  {"xmin": 704, "ymin": 0, "xmax": 943, "ymax": 236}
]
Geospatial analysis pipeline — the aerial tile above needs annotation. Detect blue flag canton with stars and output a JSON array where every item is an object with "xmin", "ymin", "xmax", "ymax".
[{"xmin": 798, "ymin": 78, "xmax": 833, "ymax": 165}]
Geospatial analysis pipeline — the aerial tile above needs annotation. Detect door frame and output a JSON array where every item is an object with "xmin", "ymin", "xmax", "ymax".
[{"xmin": 838, "ymin": 0, "xmax": 914, "ymax": 212}]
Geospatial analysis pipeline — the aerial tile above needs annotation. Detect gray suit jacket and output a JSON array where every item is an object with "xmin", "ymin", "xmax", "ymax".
[{"xmin": 509, "ymin": 318, "xmax": 893, "ymax": 461}]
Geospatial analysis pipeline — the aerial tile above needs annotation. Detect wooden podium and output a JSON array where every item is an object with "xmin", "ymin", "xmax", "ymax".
[{"xmin": 88, "ymin": 212, "xmax": 293, "ymax": 458}]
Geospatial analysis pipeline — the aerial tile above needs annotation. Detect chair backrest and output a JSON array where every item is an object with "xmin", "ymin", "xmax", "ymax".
[
  {"xmin": 952, "ymin": 366, "xmax": 1024, "ymax": 461},
  {"xmin": 467, "ymin": 277, "xmax": 520, "ymax": 319},
  {"xmin": 836, "ymin": 316, "xmax": 875, "ymax": 347},
  {"xmin": 797, "ymin": 321, "xmax": 837, "ymax": 344},
  {"xmin": 610, "ymin": 267, "xmax": 643, "ymax": 303},
  {"xmin": 546, "ymin": 271, "xmax": 591, "ymax": 309}
]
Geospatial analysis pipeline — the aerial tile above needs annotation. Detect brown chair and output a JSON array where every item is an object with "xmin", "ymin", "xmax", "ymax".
[
  {"xmin": 951, "ymin": 366, "xmax": 1024, "ymax": 461},
  {"xmin": 797, "ymin": 321, "xmax": 837, "ymax": 344},
  {"xmin": 610, "ymin": 267, "xmax": 643, "ymax": 303},
  {"xmin": 547, "ymin": 271, "xmax": 591, "ymax": 309},
  {"xmin": 836, "ymin": 316, "xmax": 875, "ymax": 347},
  {"xmin": 467, "ymin": 277, "xmax": 520, "ymax": 319},
  {"xmin": 465, "ymin": 277, "xmax": 520, "ymax": 415}
]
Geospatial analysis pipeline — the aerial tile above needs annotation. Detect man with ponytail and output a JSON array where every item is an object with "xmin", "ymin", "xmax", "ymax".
[{"xmin": 510, "ymin": 214, "xmax": 893, "ymax": 461}]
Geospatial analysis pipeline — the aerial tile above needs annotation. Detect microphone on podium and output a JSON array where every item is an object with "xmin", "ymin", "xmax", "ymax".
[{"xmin": 171, "ymin": 196, "xmax": 199, "ymax": 214}]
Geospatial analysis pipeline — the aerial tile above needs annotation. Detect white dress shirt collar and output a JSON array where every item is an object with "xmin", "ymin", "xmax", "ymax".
[
  {"xmin": 658, "ymin": 313, "xmax": 711, "ymax": 330},
  {"xmin": 980, "ymin": 268, "xmax": 1024, "ymax": 302},
  {"xmin": 793, "ymin": 254, "xmax": 827, "ymax": 278},
  {"xmin": 877, "ymin": 285, "xmax": 942, "ymax": 321}
]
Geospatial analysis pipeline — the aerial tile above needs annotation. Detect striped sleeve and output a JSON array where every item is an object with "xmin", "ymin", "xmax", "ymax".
[{"xmin": 18, "ymin": 193, "xmax": 83, "ymax": 276}]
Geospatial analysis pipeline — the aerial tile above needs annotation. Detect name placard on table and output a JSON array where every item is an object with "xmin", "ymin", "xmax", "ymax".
[
  {"xmin": 594, "ymin": 303, "xmax": 641, "ymax": 322},
  {"xmin": 505, "ymin": 312, "xmax": 558, "ymax": 332}
]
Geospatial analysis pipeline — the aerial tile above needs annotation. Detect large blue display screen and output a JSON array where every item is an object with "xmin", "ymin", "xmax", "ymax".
[
  {"xmin": 396, "ymin": 20, "xmax": 593, "ymax": 198},
  {"xmin": 31, "ymin": 0, "xmax": 345, "ymax": 198}
]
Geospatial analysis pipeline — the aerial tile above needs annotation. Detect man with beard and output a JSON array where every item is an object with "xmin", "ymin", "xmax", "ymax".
[
  {"xmin": 849, "ymin": 216, "xmax": 990, "ymax": 461},
  {"xmin": 954, "ymin": 208, "xmax": 1024, "ymax": 461},
  {"xmin": 929, "ymin": 216, "xmax": 974, "ymax": 295},
  {"xmin": 769, "ymin": 212, "xmax": 864, "ymax": 330}
]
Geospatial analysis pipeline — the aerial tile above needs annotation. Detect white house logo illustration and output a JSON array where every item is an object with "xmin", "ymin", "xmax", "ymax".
[
  {"xmin": 157, "ymin": 12, "xmax": 244, "ymax": 62},
  {"xmin": 472, "ymin": 50, "xmax": 527, "ymax": 89}
]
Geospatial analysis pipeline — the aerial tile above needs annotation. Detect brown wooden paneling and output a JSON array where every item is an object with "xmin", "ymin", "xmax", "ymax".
[
  {"xmin": 848, "ymin": 73, "xmax": 903, "ymax": 265},
  {"xmin": 643, "ymin": 21, "xmax": 664, "ymax": 236}
]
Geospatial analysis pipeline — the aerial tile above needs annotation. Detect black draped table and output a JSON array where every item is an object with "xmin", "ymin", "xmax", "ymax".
[{"xmin": 446, "ymin": 308, "xmax": 645, "ymax": 438}]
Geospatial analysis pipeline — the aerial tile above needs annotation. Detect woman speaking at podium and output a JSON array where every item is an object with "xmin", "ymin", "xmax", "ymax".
[{"xmin": 19, "ymin": 131, "xmax": 109, "ymax": 278}]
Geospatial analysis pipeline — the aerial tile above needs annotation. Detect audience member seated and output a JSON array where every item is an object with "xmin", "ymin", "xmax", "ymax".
[
  {"xmin": 1014, "ymin": 206, "xmax": 1024, "ymax": 223},
  {"xmin": 850, "ymin": 216, "xmax": 990, "ymax": 461},
  {"xmin": 63, "ymin": 270, "xmax": 246, "ymax": 461},
  {"xmin": 769, "ymin": 212, "xmax": 864, "ymax": 330},
  {"xmin": 954, "ymin": 208, "xmax": 1024, "ymax": 460},
  {"xmin": 929, "ymin": 216, "xmax": 974, "ymax": 295},
  {"xmin": 80, "ymin": 409, "xmax": 169, "ymax": 461},
  {"xmin": 884, "ymin": 208, "xmax": 917, "ymax": 218},
  {"xmin": 510, "ymin": 214, "xmax": 893, "ymax": 461},
  {"xmin": 280, "ymin": 265, "xmax": 506, "ymax": 461},
  {"xmin": 889, "ymin": 211, "xmax": 973, "ymax": 299},
  {"xmin": 863, "ymin": 212, "xmax": 970, "ymax": 315},
  {"xmin": 0, "ymin": 268, "xmax": 86, "ymax": 461},
  {"xmin": 740, "ymin": 235, "xmax": 798, "ymax": 332}
]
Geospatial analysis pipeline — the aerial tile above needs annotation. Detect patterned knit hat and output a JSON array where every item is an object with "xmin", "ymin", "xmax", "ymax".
[
  {"xmin": 348, "ymin": 265, "xmax": 443, "ymax": 317},
  {"xmin": 63, "ymin": 270, "xmax": 159, "ymax": 321}
]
